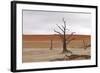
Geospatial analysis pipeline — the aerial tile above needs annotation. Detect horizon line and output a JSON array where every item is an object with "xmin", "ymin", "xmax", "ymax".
[{"xmin": 22, "ymin": 34, "xmax": 91, "ymax": 36}]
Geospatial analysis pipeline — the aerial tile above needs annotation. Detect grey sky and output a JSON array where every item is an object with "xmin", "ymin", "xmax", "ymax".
[{"xmin": 23, "ymin": 10, "xmax": 91, "ymax": 35}]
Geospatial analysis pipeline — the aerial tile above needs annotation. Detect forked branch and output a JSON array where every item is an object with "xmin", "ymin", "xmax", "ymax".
[
  {"xmin": 54, "ymin": 29, "xmax": 64, "ymax": 39},
  {"xmin": 56, "ymin": 24, "xmax": 64, "ymax": 32},
  {"xmin": 54, "ymin": 29, "xmax": 62, "ymax": 35},
  {"xmin": 66, "ymin": 32, "xmax": 75, "ymax": 40}
]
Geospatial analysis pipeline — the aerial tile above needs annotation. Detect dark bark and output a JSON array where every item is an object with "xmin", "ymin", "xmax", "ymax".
[
  {"xmin": 82, "ymin": 40, "xmax": 90, "ymax": 50},
  {"xmin": 62, "ymin": 39, "xmax": 67, "ymax": 53},
  {"xmin": 50, "ymin": 40, "xmax": 53, "ymax": 50},
  {"xmin": 54, "ymin": 18, "xmax": 75, "ymax": 54}
]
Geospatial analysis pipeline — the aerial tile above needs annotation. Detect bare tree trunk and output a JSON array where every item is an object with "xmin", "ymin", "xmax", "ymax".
[
  {"xmin": 50, "ymin": 40, "xmax": 53, "ymax": 50},
  {"xmin": 83, "ymin": 40, "xmax": 86, "ymax": 50},
  {"xmin": 82, "ymin": 40, "xmax": 90, "ymax": 50},
  {"xmin": 62, "ymin": 29, "xmax": 67, "ymax": 53},
  {"xmin": 62, "ymin": 25, "xmax": 67, "ymax": 53},
  {"xmin": 62, "ymin": 39, "xmax": 67, "ymax": 53}
]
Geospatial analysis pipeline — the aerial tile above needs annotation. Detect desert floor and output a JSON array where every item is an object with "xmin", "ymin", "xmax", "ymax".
[
  {"xmin": 22, "ymin": 35, "xmax": 91, "ymax": 63},
  {"xmin": 22, "ymin": 48, "xmax": 90, "ymax": 63}
]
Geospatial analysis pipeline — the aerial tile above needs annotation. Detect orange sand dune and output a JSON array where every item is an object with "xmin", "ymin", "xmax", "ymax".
[
  {"xmin": 23, "ymin": 35, "xmax": 90, "ymax": 41},
  {"xmin": 22, "ymin": 35, "xmax": 91, "ymax": 48}
]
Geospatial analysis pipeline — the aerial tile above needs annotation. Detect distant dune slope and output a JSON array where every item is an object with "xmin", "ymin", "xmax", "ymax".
[{"xmin": 22, "ymin": 35, "xmax": 91, "ymax": 48}]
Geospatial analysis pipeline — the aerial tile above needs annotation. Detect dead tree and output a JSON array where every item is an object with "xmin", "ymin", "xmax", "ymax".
[
  {"xmin": 82, "ymin": 40, "xmax": 91, "ymax": 50},
  {"xmin": 54, "ymin": 18, "xmax": 75, "ymax": 54},
  {"xmin": 50, "ymin": 40, "xmax": 53, "ymax": 50}
]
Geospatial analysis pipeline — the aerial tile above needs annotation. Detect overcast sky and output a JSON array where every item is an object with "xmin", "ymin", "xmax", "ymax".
[{"xmin": 23, "ymin": 10, "xmax": 91, "ymax": 35}]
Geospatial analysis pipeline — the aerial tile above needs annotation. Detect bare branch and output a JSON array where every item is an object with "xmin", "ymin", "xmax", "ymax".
[
  {"xmin": 82, "ymin": 40, "xmax": 90, "ymax": 49},
  {"xmin": 66, "ymin": 38, "xmax": 75, "ymax": 44},
  {"xmin": 66, "ymin": 32, "xmax": 75, "ymax": 40},
  {"xmin": 83, "ymin": 40, "xmax": 85, "ymax": 47},
  {"xmin": 54, "ymin": 29, "xmax": 64, "ymax": 40},
  {"xmin": 54, "ymin": 29, "xmax": 62, "ymax": 35},
  {"xmin": 62, "ymin": 18, "xmax": 66, "ymax": 29},
  {"xmin": 85, "ymin": 44, "xmax": 91, "ymax": 48},
  {"xmin": 61, "ymin": 24, "xmax": 70, "ymax": 32},
  {"xmin": 56, "ymin": 24, "xmax": 64, "ymax": 32},
  {"xmin": 61, "ymin": 24, "xmax": 65, "ymax": 29}
]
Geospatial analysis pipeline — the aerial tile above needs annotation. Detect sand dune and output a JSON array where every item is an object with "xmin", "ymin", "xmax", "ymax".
[
  {"xmin": 22, "ymin": 35, "xmax": 91, "ymax": 63},
  {"xmin": 22, "ymin": 35, "xmax": 91, "ymax": 48},
  {"xmin": 23, "ymin": 35, "xmax": 90, "ymax": 41}
]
